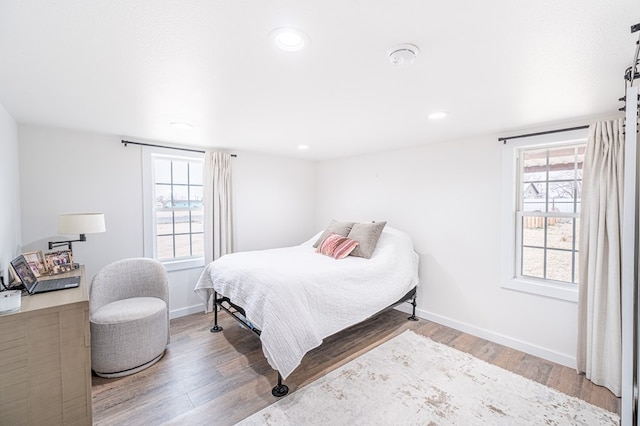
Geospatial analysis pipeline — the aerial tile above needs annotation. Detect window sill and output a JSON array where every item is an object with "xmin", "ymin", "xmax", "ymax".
[
  {"xmin": 161, "ymin": 258, "xmax": 205, "ymax": 272},
  {"xmin": 502, "ymin": 277, "xmax": 578, "ymax": 303}
]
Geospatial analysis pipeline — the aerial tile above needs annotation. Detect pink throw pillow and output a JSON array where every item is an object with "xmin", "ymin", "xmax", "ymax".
[{"xmin": 316, "ymin": 233, "xmax": 360, "ymax": 260}]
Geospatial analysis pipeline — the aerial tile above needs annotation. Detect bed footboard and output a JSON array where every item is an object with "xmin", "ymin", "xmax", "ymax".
[
  {"xmin": 210, "ymin": 291, "xmax": 259, "ymax": 335},
  {"xmin": 209, "ymin": 286, "xmax": 418, "ymax": 397},
  {"xmin": 210, "ymin": 291, "xmax": 289, "ymax": 396}
]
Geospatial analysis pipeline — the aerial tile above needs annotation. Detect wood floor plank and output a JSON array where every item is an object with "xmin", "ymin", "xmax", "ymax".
[
  {"xmin": 471, "ymin": 340, "xmax": 506, "ymax": 363},
  {"xmin": 92, "ymin": 309, "xmax": 620, "ymax": 424}
]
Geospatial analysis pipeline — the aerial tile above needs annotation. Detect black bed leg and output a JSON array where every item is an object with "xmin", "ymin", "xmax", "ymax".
[
  {"xmin": 408, "ymin": 294, "xmax": 418, "ymax": 321},
  {"xmin": 272, "ymin": 372, "xmax": 289, "ymax": 397},
  {"xmin": 210, "ymin": 292, "xmax": 224, "ymax": 333}
]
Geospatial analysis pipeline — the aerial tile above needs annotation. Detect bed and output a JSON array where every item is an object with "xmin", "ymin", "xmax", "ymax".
[{"xmin": 194, "ymin": 224, "xmax": 420, "ymax": 396}]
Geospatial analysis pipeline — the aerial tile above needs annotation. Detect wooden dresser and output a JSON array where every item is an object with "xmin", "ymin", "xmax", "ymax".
[{"xmin": 0, "ymin": 266, "xmax": 92, "ymax": 425}]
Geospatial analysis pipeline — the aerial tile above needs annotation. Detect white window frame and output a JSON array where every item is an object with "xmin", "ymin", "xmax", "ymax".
[
  {"xmin": 501, "ymin": 128, "xmax": 588, "ymax": 302},
  {"xmin": 142, "ymin": 146, "xmax": 205, "ymax": 272}
]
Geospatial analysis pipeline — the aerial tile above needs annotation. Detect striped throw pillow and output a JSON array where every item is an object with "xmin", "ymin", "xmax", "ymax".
[{"xmin": 316, "ymin": 233, "xmax": 360, "ymax": 260}]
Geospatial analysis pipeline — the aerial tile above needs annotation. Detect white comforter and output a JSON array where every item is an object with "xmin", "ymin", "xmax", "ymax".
[{"xmin": 194, "ymin": 226, "xmax": 419, "ymax": 379}]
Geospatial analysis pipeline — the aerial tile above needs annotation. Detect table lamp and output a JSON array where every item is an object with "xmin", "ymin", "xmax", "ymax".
[{"xmin": 48, "ymin": 213, "xmax": 106, "ymax": 250}]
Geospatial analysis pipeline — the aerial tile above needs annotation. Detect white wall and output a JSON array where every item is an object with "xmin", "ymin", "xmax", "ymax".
[
  {"xmin": 316, "ymin": 135, "xmax": 579, "ymax": 367},
  {"xmin": 0, "ymin": 102, "xmax": 20, "ymax": 284},
  {"xmin": 18, "ymin": 125, "xmax": 317, "ymax": 317},
  {"xmin": 232, "ymin": 151, "xmax": 317, "ymax": 251},
  {"xmin": 19, "ymin": 125, "xmax": 142, "ymax": 280}
]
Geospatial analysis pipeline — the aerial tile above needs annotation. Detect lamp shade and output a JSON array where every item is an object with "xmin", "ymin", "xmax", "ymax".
[{"xmin": 58, "ymin": 213, "xmax": 106, "ymax": 235}]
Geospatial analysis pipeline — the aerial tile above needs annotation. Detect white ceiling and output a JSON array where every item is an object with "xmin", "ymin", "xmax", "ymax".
[{"xmin": 0, "ymin": 1, "xmax": 638, "ymax": 160}]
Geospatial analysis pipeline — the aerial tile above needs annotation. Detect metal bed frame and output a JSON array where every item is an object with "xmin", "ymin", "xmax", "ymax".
[{"xmin": 209, "ymin": 286, "xmax": 418, "ymax": 397}]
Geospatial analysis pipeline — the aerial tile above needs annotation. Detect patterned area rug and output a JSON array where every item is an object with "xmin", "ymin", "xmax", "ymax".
[{"xmin": 238, "ymin": 330, "xmax": 619, "ymax": 425}]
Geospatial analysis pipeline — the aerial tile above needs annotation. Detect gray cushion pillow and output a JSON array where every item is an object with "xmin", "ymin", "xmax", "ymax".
[
  {"xmin": 313, "ymin": 220, "xmax": 356, "ymax": 248},
  {"xmin": 347, "ymin": 221, "xmax": 387, "ymax": 258}
]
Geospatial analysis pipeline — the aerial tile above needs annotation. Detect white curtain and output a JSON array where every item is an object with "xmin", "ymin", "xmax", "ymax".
[
  {"xmin": 577, "ymin": 118, "xmax": 625, "ymax": 397},
  {"xmin": 203, "ymin": 151, "xmax": 233, "ymax": 264}
]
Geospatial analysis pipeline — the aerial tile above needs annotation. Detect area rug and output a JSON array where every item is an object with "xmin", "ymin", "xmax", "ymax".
[{"xmin": 237, "ymin": 330, "xmax": 619, "ymax": 425}]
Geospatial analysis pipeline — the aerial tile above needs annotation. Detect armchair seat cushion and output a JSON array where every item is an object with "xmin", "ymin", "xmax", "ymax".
[
  {"xmin": 91, "ymin": 296, "xmax": 166, "ymax": 324},
  {"xmin": 91, "ymin": 297, "xmax": 168, "ymax": 376}
]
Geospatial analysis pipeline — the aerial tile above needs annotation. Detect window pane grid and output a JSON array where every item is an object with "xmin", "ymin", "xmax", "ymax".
[
  {"xmin": 152, "ymin": 157, "xmax": 204, "ymax": 261},
  {"xmin": 517, "ymin": 143, "xmax": 583, "ymax": 285},
  {"xmin": 521, "ymin": 212, "xmax": 578, "ymax": 218},
  {"xmin": 522, "ymin": 245, "xmax": 575, "ymax": 253},
  {"xmin": 157, "ymin": 231, "xmax": 204, "ymax": 237}
]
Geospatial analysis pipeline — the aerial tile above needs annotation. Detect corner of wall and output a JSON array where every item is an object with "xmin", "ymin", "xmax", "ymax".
[{"xmin": 0, "ymin": 101, "xmax": 21, "ymax": 281}]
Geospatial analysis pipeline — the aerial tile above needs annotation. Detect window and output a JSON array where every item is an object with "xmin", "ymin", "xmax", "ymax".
[
  {"xmin": 518, "ymin": 145, "xmax": 583, "ymax": 283},
  {"xmin": 143, "ymin": 147, "xmax": 205, "ymax": 271},
  {"xmin": 501, "ymin": 129, "xmax": 587, "ymax": 302}
]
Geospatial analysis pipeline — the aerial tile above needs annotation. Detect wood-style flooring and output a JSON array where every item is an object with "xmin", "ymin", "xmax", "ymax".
[{"xmin": 92, "ymin": 309, "xmax": 620, "ymax": 425}]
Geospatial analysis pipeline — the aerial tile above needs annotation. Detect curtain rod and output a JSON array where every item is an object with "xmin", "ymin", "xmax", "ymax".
[
  {"xmin": 498, "ymin": 125, "xmax": 590, "ymax": 144},
  {"xmin": 121, "ymin": 139, "xmax": 237, "ymax": 157}
]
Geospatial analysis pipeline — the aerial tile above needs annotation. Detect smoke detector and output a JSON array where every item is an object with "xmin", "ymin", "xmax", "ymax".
[{"xmin": 388, "ymin": 43, "xmax": 419, "ymax": 67}]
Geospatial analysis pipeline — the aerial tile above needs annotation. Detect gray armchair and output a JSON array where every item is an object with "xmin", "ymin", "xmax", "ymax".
[{"xmin": 90, "ymin": 258, "xmax": 170, "ymax": 378}]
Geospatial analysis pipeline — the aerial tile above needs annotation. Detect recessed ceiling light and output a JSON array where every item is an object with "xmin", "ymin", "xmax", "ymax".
[
  {"xmin": 428, "ymin": 112, "xmax": 448, "ymax": 120},
  {"xmin": 169, "ymin": 121, "xmax": 194, "ymax": 130},
  {"xmin": 297, "ymin": 145, "xmax": 309, "ymax": 150},
  {"xmin": 270, "ymin": 27, "xmax": 309, "ymax": 52}
]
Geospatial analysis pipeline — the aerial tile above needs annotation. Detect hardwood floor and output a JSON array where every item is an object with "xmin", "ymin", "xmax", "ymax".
[{"xmin": 92, "ymin": 309, "xmax": 620, "ymax": 425}]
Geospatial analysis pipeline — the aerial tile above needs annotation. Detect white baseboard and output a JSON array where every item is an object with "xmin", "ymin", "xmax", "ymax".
[
  {"xmin": 172, "ymin": 303, "xmax": 575, "ymax": 369},
  {"xmin": 394, "ymin": 305, "xmax": 576, "ymax": 369},
  {"xmin": 170, "ymin": 304, "xmax": 205, "ymax": 320}
]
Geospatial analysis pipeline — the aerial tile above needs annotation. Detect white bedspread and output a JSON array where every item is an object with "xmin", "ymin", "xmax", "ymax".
[{"xmin": 194, "ymin": 226, "xmax": 419, "ymax": 379}]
